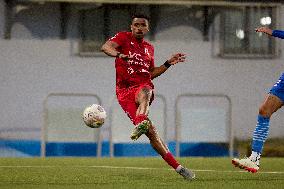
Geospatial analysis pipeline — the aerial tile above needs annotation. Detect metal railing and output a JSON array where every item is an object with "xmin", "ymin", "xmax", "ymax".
[
  {"xmin": 40, "ymin": 92, "xmax": 234, "ymax": 157},
  {"xmin": 41, "ymin": 92, "xmax": 102, "ymax": 157},
  {"xmin": 175, "ymin": 93, "xmax": 233, "ymax": 157}
]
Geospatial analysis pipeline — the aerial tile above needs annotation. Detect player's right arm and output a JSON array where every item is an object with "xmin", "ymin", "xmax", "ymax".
[
  {"xmin": 101, "ymin": 32, "xmax": 129, "ymax": 59},
  {"xmin": 101, "ymin": 40, "xmax": 121, "ymax": 57},
  {"xmin": 255, "ymin": 27, "xmax": 284, "ymax": 39}
]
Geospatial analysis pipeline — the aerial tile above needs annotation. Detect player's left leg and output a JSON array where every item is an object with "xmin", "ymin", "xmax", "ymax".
[
  {"xmin": 145, "ymin": 123, "xmax": 195, "ymax": 180},
  {"xmin": 232, "ymin": 94, "xmax": 282, "ymax": 173},
  {"xmin": 252, "ymin": 95, "xmax": 282, "ymax": 155},
  {"xmin": 132, "ymin": 86, "xmax": 195, "ymax": 180},
  {"xmin": 232, "ymin": 84, "xmax": 283, "ymax": 173}
]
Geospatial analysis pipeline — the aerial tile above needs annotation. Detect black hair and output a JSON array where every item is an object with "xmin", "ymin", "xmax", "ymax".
[{"xmin": 132, "ymin": 14, "xmax": 150, "ymax": 22}]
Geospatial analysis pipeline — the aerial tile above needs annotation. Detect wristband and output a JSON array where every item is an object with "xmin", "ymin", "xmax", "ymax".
[{"xmin": 163, "ymin": 61, "xmax": 171, "ymax": 68}]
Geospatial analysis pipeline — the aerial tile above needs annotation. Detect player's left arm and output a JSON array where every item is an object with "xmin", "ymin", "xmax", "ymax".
[
  {"xmin": 271, "ymin": 30, "xmax": 284, "ymax": 39},
  {"xmin": 150, "ymin": 53, "xmax": 186, "ymax": 79}
]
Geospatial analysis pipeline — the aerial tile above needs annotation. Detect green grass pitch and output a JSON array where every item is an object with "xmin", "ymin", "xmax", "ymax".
[{"xmin": 0, "ymin": 157, "xmax": 283, "ymax": 189}]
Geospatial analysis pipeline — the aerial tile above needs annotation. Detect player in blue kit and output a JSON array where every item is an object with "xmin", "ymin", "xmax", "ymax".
[{"xmin": 232, "ymin": 27, "xmax": 284, "ymax": 173}]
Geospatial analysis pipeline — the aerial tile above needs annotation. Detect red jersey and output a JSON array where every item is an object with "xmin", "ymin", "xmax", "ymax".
[{"xmin": 109, "ymin": 32, "xmax": 155, "ymax": 90}]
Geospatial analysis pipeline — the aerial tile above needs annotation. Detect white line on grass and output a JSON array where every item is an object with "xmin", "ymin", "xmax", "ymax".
[
  {"xmin": 0, "ymin": 165, "xmax": 283, "ymax": 174},
  {"xmin": 89, "ymin": 165, "xmax": 284, "ymax": 174}
]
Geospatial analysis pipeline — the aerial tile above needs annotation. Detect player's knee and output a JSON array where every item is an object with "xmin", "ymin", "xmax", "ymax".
[
  {"xmin": 140, "ymin": 87, "xmax": 152, "ymax": 100},
  {"xmin": 136, "ymin": 87, "xmax": 152, "ymax": 104},
  {"xmin": 258, "ymin": 106, "xmax": 272, "ymax": 118}
]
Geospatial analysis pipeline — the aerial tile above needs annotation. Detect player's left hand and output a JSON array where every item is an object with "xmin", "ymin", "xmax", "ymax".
[
  {"xmin": 167, "ymin": 53, "xmax": 186, "ymax": 65},
  {"xmin": 255, "ymin": 27, "xmax": 273, "ymax": 35}
]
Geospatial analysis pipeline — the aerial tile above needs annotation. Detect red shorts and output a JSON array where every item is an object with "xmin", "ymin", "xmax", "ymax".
[{"xmin": 116, "ymin": 84, "xmax": 154, "ymax": 125}]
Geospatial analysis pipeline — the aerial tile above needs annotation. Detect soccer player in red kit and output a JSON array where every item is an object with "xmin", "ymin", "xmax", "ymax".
[{"xmin": 101, "ymin": 14, "xmax": 195, "ymax": 180}]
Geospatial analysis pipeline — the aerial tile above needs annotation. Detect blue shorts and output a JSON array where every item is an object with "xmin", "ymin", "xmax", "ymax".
[{"xmin": 269, "ymin": 72, "xmax": 284, "ymax": 103}]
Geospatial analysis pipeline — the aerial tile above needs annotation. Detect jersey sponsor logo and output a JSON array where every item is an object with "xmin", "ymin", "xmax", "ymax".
[
  {"xmin": 129, "ymin": 51, "xmax": 144, "ymax": 62},
  {"xmin": 127, "ymin": 51, "xmax": 150, "ymax": 68},
  {"xmin": 124, "ymin": 51, "xmax": 151, "ymax": 75}
]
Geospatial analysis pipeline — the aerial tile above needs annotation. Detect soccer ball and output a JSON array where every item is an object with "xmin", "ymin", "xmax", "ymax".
[{"xmin": 82, "ymin": 104, "xmax": 107, "ymax": 128}]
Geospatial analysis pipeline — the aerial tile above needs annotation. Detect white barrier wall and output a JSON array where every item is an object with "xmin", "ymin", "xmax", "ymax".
[{"xmin": 0, "ymin": 2, "xmax": 284, "ymax": 145}]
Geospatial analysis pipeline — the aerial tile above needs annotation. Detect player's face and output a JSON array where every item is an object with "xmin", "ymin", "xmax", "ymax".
[{"xmin": 131, "ymin": 18, "xmax": 149, "ymax": 39}]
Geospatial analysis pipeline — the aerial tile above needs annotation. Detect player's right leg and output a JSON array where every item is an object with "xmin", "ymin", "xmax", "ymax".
[
  {"xmin": 130, "ymin": 86, "xmax": 153, "ymax": 140},
  {"xmin": 116, "ymin": 87, "xmax": 148, "ymax": 141}
]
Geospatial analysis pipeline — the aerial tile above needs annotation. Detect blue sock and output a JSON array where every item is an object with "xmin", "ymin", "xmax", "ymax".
[{"xmin": 251, "ymin": 115, "xmax": 270, "ymax": 153}]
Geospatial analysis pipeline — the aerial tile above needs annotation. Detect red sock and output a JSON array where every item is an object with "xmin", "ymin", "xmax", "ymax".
[
  {"xmin": 134, "ymin": 114, "xmax": 148, "ymax": 125},
  {"xmin": 162, "ymin": 152, "xmax": 180, "ymax": 170}
]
